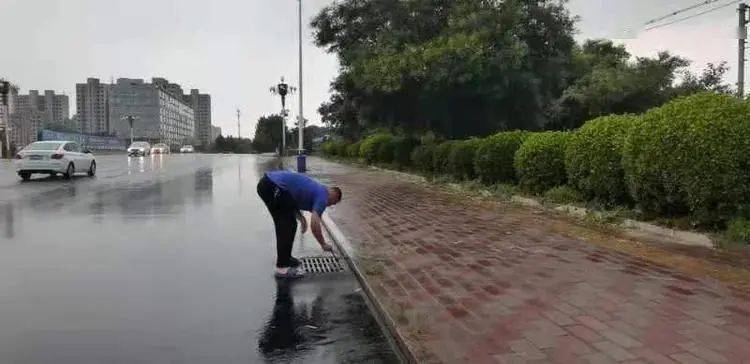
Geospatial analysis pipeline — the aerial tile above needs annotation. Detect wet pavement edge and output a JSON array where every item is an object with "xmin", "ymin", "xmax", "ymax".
[
  {"xmin": 322, "ymin": 214, "xmax": 413, "ymax": 364},
  {"xmin": 282, "ymin": 157, "xmax": 411, "ymax": 363}
]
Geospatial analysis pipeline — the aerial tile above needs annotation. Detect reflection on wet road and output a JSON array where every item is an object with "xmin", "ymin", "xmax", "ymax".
[{"xmin": 0, "ymin": 154, "xmax": 396, "ymax": 363}]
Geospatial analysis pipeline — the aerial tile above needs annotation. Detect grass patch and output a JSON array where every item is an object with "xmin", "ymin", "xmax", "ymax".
[
  {"xmin": 543, "ymin": 185, "xmax": 583, "ymax": 205},
  {"xmin": 493, "ymin": 184, "xmax": 519, "ymax": 200}
]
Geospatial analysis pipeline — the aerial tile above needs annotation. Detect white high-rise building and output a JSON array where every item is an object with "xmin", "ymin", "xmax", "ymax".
[{"xmin": 109, "ymin": 78, "xmax": 194, "ymax": 147}]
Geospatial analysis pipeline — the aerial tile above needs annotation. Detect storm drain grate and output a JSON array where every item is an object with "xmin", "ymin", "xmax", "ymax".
[{"xmin": 300, "ymin": 255, "xmax": 346, "ymax": 274}]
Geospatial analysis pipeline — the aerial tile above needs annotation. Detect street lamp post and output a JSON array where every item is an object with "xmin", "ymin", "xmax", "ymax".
[
  {"xmin": 297, "ymin": 0, "xmax": 304, "ymax": 155},
  {"xmin": 270, "ymin": 77, "xmax": 296, "ymax": 157},
  {"xmin": 0, "ymin": 81, "xmax": 10, "ymax": 158},
  {"xmin": 121, "ymin": 115, "xmax": 138, "ymax": 146}
]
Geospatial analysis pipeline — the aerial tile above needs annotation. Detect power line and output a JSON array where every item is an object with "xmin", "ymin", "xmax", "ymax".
[
  {"xmin": 645, "ymin": 0, "xmax": 722, "ymax": 25},
  {"xmin": 645, "ymin": 0, "xmax": 740, "ymax": 31}
]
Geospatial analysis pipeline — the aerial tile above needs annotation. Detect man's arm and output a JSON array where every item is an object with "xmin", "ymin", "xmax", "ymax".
[
  {"xmin": 295, "ymin": 210, "xmax": 307, "ymax": 234},
  {"xmin": 310, "ymin": 211, "xmax": 333, "ymax": 252}
]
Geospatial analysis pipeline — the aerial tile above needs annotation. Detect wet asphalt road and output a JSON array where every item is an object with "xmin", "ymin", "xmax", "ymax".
[{"xmin": 0, "ymin": 154, "xmax": 397, "ymax": 363}]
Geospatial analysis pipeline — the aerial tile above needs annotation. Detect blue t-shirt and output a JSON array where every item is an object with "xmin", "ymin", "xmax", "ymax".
[{"xmin": 266, "ymin": 171, "xmax": 328, "ymax": 215}]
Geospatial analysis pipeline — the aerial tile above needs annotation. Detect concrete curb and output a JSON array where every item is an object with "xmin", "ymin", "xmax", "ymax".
[
  {"xmin": 322, "ymin": 214, "xmax": 416, "ymax": 364},
  {"xmin": 511, "ymin": 195, "xmax": 714, "ymax": 249}
]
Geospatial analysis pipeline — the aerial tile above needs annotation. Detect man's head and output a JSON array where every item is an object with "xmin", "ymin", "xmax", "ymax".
[{"xmin": 326, "ymin": 186, "xmax": 342, "ymax": 206}]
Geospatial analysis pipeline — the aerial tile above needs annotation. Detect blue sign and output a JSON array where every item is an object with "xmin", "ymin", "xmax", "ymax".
[{"xmin": 40, "ymin": 130, "xmax": 126, "ymax": 150}]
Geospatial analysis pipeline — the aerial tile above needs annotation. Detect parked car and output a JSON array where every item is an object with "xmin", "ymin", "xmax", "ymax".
[
  {"xmin": 180, "ymin": 145, "xmax": 194, "ymax": 153},
  {"xmin": 13, "ymin": 141, "xmax": 96, "ymax": 181},
  {"xmin": 151, "ymin": 143, "xmax": 170, "ymax": 154},
  {"xmin": 127, "ymin": 141, "xmax": 151, "ymax": 156}
]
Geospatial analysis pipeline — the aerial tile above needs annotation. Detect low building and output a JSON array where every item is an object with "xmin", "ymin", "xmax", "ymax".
[{"xmin": 109, "ymin": 78, "xmax": 194, "ymax": 147}]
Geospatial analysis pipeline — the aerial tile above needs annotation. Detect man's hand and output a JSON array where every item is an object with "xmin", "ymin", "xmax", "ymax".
[
  {"xmin": 310, "ymin": 212, "xmax": 328, "ymax": 250},
  {"xmin": 321, "ymin": 243, "xmax": 334, "ymax": 252},
  {"xmin": 296, "ymin": 211, "xmax": 308, "ymax": 234}
]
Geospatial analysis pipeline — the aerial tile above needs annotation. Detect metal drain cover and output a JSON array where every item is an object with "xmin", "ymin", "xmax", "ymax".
[{"xmin": 300, "ymin": 255, "xmax": 346, "ymax": 274}]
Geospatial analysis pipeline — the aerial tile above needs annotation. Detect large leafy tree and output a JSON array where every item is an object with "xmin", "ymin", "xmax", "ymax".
[
  {"xmin": 252, "ymin": 114, "xmax": 286, "ymax": 153},
  {"xmin": 547, "ymin": 40, "xmax": 732, "ymax": 129},
  {"xmin": 315, "ymin": 3, "xmax": 733, "ymax": 136},
  {"xmin": 313, "ymin": 0, "xmax": 577, "ymax": 138}
]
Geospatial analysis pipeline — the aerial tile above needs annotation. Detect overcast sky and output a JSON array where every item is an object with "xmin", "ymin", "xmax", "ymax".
[{"xmin": 0, "ymin": 0, "xmax": 742, "ymax": 137}]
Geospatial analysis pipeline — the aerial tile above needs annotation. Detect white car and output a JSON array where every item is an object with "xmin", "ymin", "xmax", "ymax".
[
  {"xmin": 180, "ymin": 145, "xmax": 194, "ymax": 153},
  {"xmin": 127, "ymin": 141, "xmax": 151, "ymax": 156},
  {"xmin": 13, "ymin": 141, "xmax": 96, "ymax": 181},
  {"xmin": 151, "ymin": 143, "xmax": 170, "ymax": 154}
]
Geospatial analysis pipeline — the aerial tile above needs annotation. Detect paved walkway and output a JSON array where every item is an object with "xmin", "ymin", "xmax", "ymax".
[{"xmin": 305, "ymin": 157, "xmax": 750, "ymax": 363}]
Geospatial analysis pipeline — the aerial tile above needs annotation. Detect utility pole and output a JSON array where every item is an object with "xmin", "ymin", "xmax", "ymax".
[
  {"xmin": 236, "ymin": 109, "xmax": 241, "ymax": 138},
  {"xmin": 297, "ymin": 0, "xmax": 304, "ymax": 155},
  {"xmin": 121, "ymin": 115, "xmax": 138, "ymax": 146},
  {"xmin": 739, "ymin": 3, "xmax": 748, "ymax": 97}
]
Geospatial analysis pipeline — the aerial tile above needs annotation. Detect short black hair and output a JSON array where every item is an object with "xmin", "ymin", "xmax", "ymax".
[{"xmin": 331, "ymin": 186, "xmax": 342, "ymax": 201}]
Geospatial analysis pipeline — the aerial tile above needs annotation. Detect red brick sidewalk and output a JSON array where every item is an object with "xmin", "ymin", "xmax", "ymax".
[{"xmin": 307, "ymin": 157, "xmax": 750, "ymax": 363}]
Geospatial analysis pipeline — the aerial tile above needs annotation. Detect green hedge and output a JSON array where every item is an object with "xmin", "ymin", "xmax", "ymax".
[
  {"xmin": 433, "ymin": 141, "xmax": 458, "ymax": 174},
  {"xmin": 346, "ymin": 141, "xmax": 362, "ymax": 158},
  {"xmin": 321, "ymin": 141, "xmax": 336, "ymax": 156},
  {"xmin": 392, "ymin": 136, "xmax": 420, "ymax": 167},
  {"xmin": 321, "ymin": 140, "xmax": 348, "ymax": 156},
  {"xmin": 411, "ymin": 144, "xmax": 435, "ymax": 173},
  {"xmin": 449, "ymin": 138, "xmax": 485, "ymax": 180},
  {"xmin": 376, "ymin": 135, "xmax": 396, "ymax": 163},
  {"xmin": 566, "ymin": 115, "xmax": 636, "ymax": 205},
  {"xmin": 359, "ymin": 133, "xmax": 394, "ymax": 164},
  {"xmin": 515, "ymin": 131, "xmax": 571, "ymax": 194},
  {"xmin": 726, "ymin": 217, "xmax": 750, "ymax": 244},
  {"xmin": 623, "ymin": 93, "xmax": 750, "ymax": 225},
  {"xmin": 475, "ymin": 131, "xmax": 528, "ymax": 184}
]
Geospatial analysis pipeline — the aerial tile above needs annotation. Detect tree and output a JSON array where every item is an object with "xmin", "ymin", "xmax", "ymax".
[
  {"xmin": 547, "ymin": 39, "xmax": 731, "ymax": 129},
  {"xmin": 211, "ymin": 135, "xmax": 253, "ymax": 153},
  {"xmin": 312, "ymin": 0, "xmax": 578, "ymax": 138},
  {"xmin": 673, "ymin": 62, "xmax": 732, "ymax": 96},
  {"xmin": 252, "ymin": 114, "xmax": 287, "ymax": 153}
]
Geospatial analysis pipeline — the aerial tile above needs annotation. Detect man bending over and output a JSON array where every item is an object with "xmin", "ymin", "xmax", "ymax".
[{"xmin": 257, "ymin": 170, "xmax": 342, "ymax": 278}]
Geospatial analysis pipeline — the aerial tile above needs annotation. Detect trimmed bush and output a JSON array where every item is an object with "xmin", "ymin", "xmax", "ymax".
[
  {"xmin": 321, "ymin": 141, "xmax": 336, "ymax": 156},
  {"xmin": 359, "ymin": 133, "xmax": 394, "ymax": 164},
  {"xmin": 392, "ymin": 136, "xmax": 420, "ymax": 167},
  {"xmin": 448, "ymin": 138, "xmax": 485, "ymax": 180},
  {"xmin": 335, "ymin": 141, "xmax": 350, "ymax": 156},
  {"xmin": 411, "ymin": 144, "xmax": 435, "ymax": 173},
  {"xmin": 322, "ymin": 140, "xmax": 349, "ymax": 156},
  {"xmin": 566, "ymin": 115, "xmax": 637, "ymax": 205},
  {"xmin": 376, "ymin": 135, "xmax": 396, "ymax": 163},
  {"xmin": 475, "ymin": 131, "xmax": 528, "ymax": 184},
  {"xmin": 432, "ymin": 141, "xmax": 458, "ymax": 174},
  {"xmin": 514, "ymin": 131, "xmax": 571, "ymax": 194},
  {"xmin": 346, "ymin": 141, "xmax": 362, "ymax": 158},
  {"xmin": 726, "ymin": 217, "xmax": 750, "ymax": 244},
  {"xmin": 622, "ymin": 93, "xmax": 750, "ymax": 225}
]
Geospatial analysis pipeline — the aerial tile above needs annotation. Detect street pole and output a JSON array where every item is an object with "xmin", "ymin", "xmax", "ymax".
[
  {"xmin": 298, "ymin": 0, "xmax": 304, "ymax": 154},
  {"xmin": 121, "ymin": 115, "xmax": 138, "ymax": 146},
  {"xmin": 281, "ymin": 109, "xmax": 286, "ymax": 156},
  {"xmin": 0, "ymin": 81, "xmax": 10, "ymax": 158},
  {"xmin": 236, "ymin": 109, "xmax": 241, "ymax": 138},
  {"xmin": 739, "ymin": 3, "xmax": 748, "ymax": 97},
  {"xmin": 270, "ymin": 78, "xmax": 293, "ymax": 156}
]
